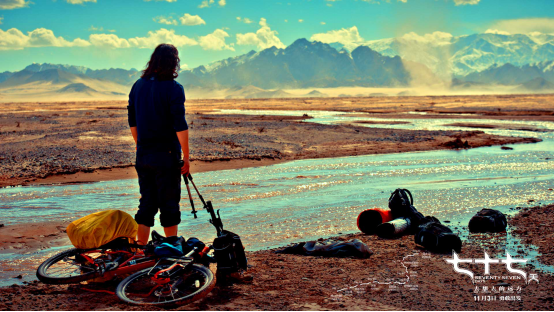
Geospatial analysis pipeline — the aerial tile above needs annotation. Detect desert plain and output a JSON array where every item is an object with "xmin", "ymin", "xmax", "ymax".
[
  {"xmin": 0, "ymin": 93, "xmax": 553, "ymax": 310},
  {"xmin": 0, "ymin": 93, "xmax": 550, "ymax": 188}
]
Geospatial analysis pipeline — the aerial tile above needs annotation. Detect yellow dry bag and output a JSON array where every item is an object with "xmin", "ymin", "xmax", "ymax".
[{"xmin": 66, "ymin": 210, "xmax": 138, "ymax": 249}]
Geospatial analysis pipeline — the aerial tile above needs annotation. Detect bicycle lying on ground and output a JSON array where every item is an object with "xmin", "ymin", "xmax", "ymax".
[{"xmin": 36, "ymin": 172, "xmax": 247, "ymax": 306}]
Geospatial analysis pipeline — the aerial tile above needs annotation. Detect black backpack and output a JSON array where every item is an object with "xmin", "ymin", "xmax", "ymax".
[
  {"xmin": 388, "ymin": 188, "xmax": 425, "ymax": 224},
  {"xmin": 213, "ymin": 230, "xmax": 248, "ymax": 272}
]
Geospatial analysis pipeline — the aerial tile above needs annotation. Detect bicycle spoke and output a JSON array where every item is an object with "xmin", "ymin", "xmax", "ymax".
[
  {"xmin": 170, "ymin": 285, "xmax": 176, "ymax": 301},
  {"xmin": 118, "ymin": 264, "xmax": 212, "ymax": 305},
  {"xmin": 42, "ymin": 250, "xmax": 109, "ymax": 279}
]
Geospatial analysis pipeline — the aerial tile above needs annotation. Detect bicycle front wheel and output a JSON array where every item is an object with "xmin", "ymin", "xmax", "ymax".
[
  {"xmin": 36, "ymin": 248, "xmax": 101, "ymax": 284},
  {"xmin": 116, "ymin": 264, "xmax": 215, "ymax": 306}
]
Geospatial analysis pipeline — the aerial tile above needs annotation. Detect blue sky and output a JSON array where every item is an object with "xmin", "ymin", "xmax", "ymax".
[{"xmin": 1, "ymin": 0, "xmax": 553, "ymax": 72}]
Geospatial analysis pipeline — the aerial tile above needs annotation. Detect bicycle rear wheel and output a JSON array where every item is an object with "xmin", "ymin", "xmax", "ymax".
[
  {"xmin": 116, "ymin": 264, "xmax": 215, "ymax": 306},
  {"xmin": 36, "ymin": 248, "xmax": 102, "ymax": 284}
]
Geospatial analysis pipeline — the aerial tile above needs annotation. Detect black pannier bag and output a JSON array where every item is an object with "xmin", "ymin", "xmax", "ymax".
[
  {"xmin": 179, "ymin": 170, "xmax": 248, "ymax": 274},
  {"xmin": 415, "ymin": 217, "xmax": 462, "ymax": 253},
  {"xmin": 213, "ymin": 230, "xmax": 247, "ymax": 272},
  {"xmin": 468, "ymin": 208, "xmax": 507, "ymax": 233}
]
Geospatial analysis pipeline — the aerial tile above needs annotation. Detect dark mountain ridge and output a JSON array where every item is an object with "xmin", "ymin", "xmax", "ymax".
[
  {"xmin": 177, "ymin": 39, "xmax": 411, "ymax": 89},
  {"xmin": 461, "ymin": 61, "xmax": 554, "ymax": 85}
]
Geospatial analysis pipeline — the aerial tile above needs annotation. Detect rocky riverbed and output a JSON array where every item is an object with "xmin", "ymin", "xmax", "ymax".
[{"xmin": 0, "ymin": 101, "xmax": 540, "ymax": 188}]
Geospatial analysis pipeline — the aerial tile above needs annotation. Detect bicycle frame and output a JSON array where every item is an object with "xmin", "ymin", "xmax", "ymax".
[
  {"xmin": 143, "ymin": 246, "xmax": 214, "ymax": 291},
  {"xmin": 76, "ymin": 248, "xmax": 157, "ymax": 280}
]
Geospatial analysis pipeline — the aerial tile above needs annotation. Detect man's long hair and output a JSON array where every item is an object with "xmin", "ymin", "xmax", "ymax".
[{"xmin": 141, "ymin": 43, "xmax": 180, "ymax": 80}]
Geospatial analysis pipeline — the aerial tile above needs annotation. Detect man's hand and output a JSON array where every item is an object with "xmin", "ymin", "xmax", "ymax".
[
  {"xmin": 181, "ymin": 158, "xmax": 190, "ymax": 175},
  {"xmin": 130, "ymin": 127, "xmax": 138, "ymax": 145},
  {"xmin": 176, "ymin": 130, "xmax": 190, "ymax": 176}
]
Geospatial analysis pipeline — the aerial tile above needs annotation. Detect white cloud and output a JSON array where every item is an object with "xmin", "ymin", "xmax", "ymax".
[
  {"xmin": 153, "ymin": 16, "xmax": 178, "ymax": 25},
  {"xmin": 67, "ymin": 0, "xmax": 96, "ymax": 4},
  {"xmin": 331, "ymin": 0, "xmax": 477, "ymax": 4},
  {"xmin": 152, "ymin": 14, "xmax": 205, "ymax": 26},
  {"xmin": 236, "ymin": 16, "xmax": 253, "ymax": 24},
  {"xmin": 144, "ymin": 0, "xmax": 178, "ymax": 2},
  {"xmin": 0, "ymin": 25, "xmax": 237, "ymax": 52},
  {"xmin": 453, "ymin": 0, "xmax": 479, "ymax": 5},
  {"xmin": 90, "ymin": 28, "xmax": 198, "ymax": 49},
  {"xmin": 89, "ymin": 33, "xmax": 131, "ymax": 48},
  {"xmin": 298, "ymin": 19, "xmax": 304, "ymax": 23},
  {"xmin": 398, "ymin": 31, "xmax": 453, "ymax": 46},
  {"xmin": 0, "ymin": 27, "xmax": 91, "ymax": 50},
  {"xmin": 198, "ymin": 0, "xmax": 224, "ymax": 8},
  {"xmin": 236, "ymin": 18, "xmax": 285, "ymax": 50},
  {"xmin": 0, "ymin": 28, "xmax": 27, "ymax": 49},
  {"xmin": 310, "ymin": 26, "xmax": 365, "ymax": 50},
  {"xmin": 320, "ymin": 22, "xmax": 326, "ymax": 25},
  {"xmin": 129, "ymin": 28, "xmax": 198, "ymax": 48},
  {"xmin": 0, "ymin": 0, "xmax": 29, "ymax": 9},
  {"xmin": 179, "ymin": 13, "xmax": 206, "ymax": 26},
  {"xmin": 488, "ymin": 18, "xmax": 554, "ymax": 35},
  {"xmin": 484, "ymin": 29, "xmax": 510, "ymax": 35},
  {"xmin": 198, "ymin": 28, "xmax": 234, "ymax": 50},
  {"xmin": 88, "ymin": 25, "xmax": 116, "ymax": 32},
  {"xmin": 199, "ymin": 0, "xmax": 213, "ymax": 8}
]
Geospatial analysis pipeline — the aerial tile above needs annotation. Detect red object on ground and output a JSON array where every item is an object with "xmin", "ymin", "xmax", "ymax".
[{"xmin": 357, "ymin": 208, "xmax": 393, "ymax": 234}]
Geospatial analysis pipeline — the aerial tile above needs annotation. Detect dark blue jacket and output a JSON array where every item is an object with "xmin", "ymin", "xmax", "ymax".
[{"xmin": 127, "ymin": 76, "xmax": 188, "ymax": 153}]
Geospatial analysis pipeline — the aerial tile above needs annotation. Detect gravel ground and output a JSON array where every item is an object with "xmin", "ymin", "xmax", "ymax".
[
  {"xmin": 0, "ymin": 104, "xmax": 539, "ymax": 188},
  {"xmin": 510, "ymin": 203, "xmax": 554, "ymax": 267}
]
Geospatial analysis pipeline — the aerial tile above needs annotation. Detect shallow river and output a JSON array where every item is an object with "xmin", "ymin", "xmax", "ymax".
[{"xmin": 1, "ymin": 110, "xmax": 553, "ymax": 285}]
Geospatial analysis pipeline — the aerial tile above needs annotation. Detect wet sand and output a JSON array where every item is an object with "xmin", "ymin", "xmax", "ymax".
[
  {"xmin": 351, "ymin": 120, "xmax": 412, "ymax": 125},
  {"xmin": 445, "ymin": 122, "xmax": 552, "ymax": 133},
  {"xmin": 0, "ymin": 222, "xmax": 70, "ymax": 253},
  {"xmin": 1, "ymin": 203, "xmax": 553, "ymax": 311},
  {"xmin": 510, "ymin": 203, "xmax": 554, "ymax": 267},
  {"xmin": 28, "ymin": 158, "xmax": 287, "ymax": 187},
  {"xmin": 1, "ymin": 94, "xmax": 550, "ymax": 188}
]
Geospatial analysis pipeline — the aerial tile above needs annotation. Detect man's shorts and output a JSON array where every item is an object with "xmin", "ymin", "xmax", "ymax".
[{"xmin": 134, "ymin": 149, "xmax": 181, "ymax": 228}]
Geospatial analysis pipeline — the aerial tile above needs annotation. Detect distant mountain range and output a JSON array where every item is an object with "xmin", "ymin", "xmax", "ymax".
[
  {"xmin": 364, "ymin": 32, "xmax": 554, "ymax": 77},
  {"xmin": 21, "ymin": 63, "xmax": 141, "ymax": 86},
  {"xmin": 0, "ymin": 67, "xmax": 128, "ymax": 101},
  {"xmin": 460, "ymin": 61, "xmax": 554, "ymax": 85},
  {"xmin": 178, "ymin": 39, "xmax": 411, "ymax": 89},
  {"xmin": 1, "ymin": 32, "xmax": 553, "ymax": 101}
]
